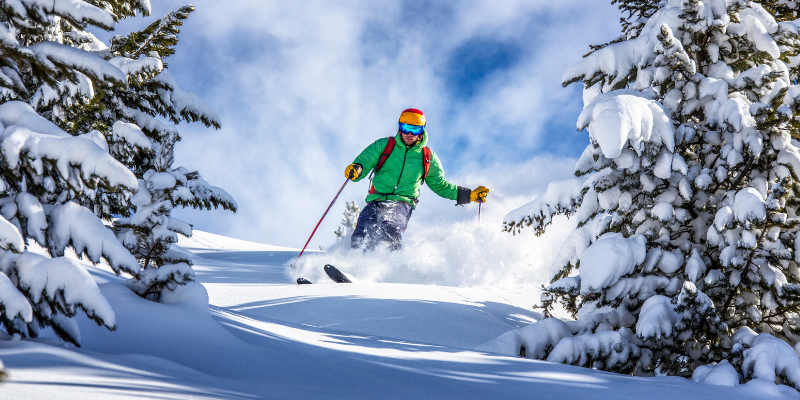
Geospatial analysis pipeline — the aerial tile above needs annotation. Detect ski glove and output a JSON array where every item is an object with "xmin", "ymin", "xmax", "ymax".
[
  {"xmin": 345, "ymin": 163, "xmax": 363, "ymax": 180},
  {"xmin": 470, "ymin": 186, "xmax": 489, "ymax": 203}
]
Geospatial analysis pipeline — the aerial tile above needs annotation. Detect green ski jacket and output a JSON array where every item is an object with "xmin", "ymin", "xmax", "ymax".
[{"xmin": 351, "ymin": 132, "xmax": 470, "ymax": 208}]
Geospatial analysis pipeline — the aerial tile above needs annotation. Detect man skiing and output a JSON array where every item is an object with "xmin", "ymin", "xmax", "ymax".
[{"xmin": 344, "ymin": 108, "xmax": 489, "ymax": 250}]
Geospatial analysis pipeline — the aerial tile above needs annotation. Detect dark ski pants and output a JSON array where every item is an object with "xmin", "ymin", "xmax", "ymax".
[{"xmin": 351, "ymin": 200, "xmax": 413, "ymax": 251}]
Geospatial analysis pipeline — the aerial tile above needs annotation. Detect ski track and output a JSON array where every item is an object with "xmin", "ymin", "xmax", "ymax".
[{"xmin": 0, "ymin": 231, "xmax": 796, "ymax": 399}]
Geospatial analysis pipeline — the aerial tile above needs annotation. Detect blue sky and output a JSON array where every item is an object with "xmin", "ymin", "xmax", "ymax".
[{"xmin": 103, "ymin": 0, "xmax": 622, "ymax": 247}]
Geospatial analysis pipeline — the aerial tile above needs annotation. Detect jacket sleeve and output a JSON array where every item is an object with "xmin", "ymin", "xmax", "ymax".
[
  {"xmin": 351, "ymin": 137, "xmax": 389, "ymax": 182},
  {"xmin": 426, "ymin": 151, "xmax": 471, "ymax": 204}
]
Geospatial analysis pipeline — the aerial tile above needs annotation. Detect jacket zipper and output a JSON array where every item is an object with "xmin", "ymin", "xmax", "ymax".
[{"xmin": 390, "ymin": 145, "xmax": 410, "ymax": 195}]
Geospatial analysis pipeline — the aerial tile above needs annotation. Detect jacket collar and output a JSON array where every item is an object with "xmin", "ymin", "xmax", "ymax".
[{"xmin": 394, "ymin": 131, "xmax": 428, "ymax": 149}]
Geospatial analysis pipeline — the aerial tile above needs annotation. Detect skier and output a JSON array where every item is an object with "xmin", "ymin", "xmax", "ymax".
[{"xmin": 344, "ymin": 108, "xmax": 489, "ymax": 250}]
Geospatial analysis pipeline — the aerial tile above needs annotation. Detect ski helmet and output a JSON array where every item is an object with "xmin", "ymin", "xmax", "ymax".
[{"xmin": 399, "ymin": 108, "xmax": 426, "ymax": 126}]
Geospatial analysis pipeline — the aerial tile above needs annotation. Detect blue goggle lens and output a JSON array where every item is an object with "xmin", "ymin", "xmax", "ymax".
[{"xmin": 399, "ymin": 122, "xmax": 425, "ymax": 135}]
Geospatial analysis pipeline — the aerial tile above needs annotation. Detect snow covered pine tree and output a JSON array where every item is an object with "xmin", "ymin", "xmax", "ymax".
[
  {"xmin": 0, "ymin": 0, "xmax": 151, "ymax": 345},
  {"xmin": 0, "ymin": 1, "xmax": 234, "ymax": 345},
  {"xmin": 69, "ymin": 5, "xmax": 237, "ymax": 302},
  {"xmin": 485, "ymin": 0, "xmax": 800, "ymax": 390}
]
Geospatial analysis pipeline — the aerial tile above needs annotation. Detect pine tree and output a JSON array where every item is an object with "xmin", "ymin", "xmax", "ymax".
[
  {"xmin": 61, "ymin": 5, "xmax": 238, "ymax": 301},
  {"xmin": 0, "ymin": 1, "xmax": 235, "ymax": 345},
  {"xmin": 0, "ymin": 0, "xmax": 151, "ymax": 345},
  {"xmin": 334, "ymin": 201, "xmax": 361, "ymax": 240},
  {"xmin": 500, "ymin": 0, "xmax": 800, "ymax": 388}
]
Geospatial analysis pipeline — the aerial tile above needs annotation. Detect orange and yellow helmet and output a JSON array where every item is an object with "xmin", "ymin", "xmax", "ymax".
[{"xmin": 399, "ymin": 108, "xmax": 426, "ymax": 126}]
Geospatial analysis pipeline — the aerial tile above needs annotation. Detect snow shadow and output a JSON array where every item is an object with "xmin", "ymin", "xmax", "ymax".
[
  {"xmin": 211, "ymin": 307, "xmax": 617, "ymax": 390},
  {"xmin": 210, "ymin": 308, "xmax": 764, "ymax": 400},
  {"xmin": 69, "ymin": 283, "xmax": 769, "ymax": 399},
  {"xmin": 194, "ymin": 250, "xmax": 298, "ymax": 265},
  {"xmin": 0, "ymin": 341, "xmax": 257, "ymax": 400},
  {"xmin": 214, "ymin": 307, "xmax": 454, "ymax": 353},
  {"xmin": 190, "ymin": 251, "xmax": 298, "ymax": 284},
  {"xmin": 215, "ymin": 296, "xmax": 540, "ymax": 349}
]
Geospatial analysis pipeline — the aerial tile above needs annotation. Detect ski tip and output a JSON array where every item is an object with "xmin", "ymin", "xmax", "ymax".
[
  {"xmin": 296, "ymin": 277, "xmax": 312, "ymax": 285},
  {"xmin": 323, "ymin": 264, "xmax": 352, "ymax": 283}
]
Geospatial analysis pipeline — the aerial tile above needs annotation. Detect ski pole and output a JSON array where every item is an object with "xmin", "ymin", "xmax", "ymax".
[
  {"xmin": 292, "ymin": 178, "xmax": 349, "ymax": 269},
  {"xmin": 478, "ymin": 199, "xmax": 482, "ymax": 222}
]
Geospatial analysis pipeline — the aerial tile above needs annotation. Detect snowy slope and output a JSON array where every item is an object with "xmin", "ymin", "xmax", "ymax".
[
  {"xmin": 182, "ymin": 231, "xmax": 541, "ymax": 349},
  {"xmin": 0, "ymin": 231, "xmax": 797, "ymax": 399}
]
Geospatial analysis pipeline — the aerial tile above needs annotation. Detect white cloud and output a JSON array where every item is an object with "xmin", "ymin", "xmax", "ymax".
[{"xmin": 104, "ymin": 0, "xmax": 621, "ymax": 247}]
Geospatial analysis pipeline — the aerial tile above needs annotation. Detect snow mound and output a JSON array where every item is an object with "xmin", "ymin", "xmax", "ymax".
[
  {"xmin": 476, "ymin": 318, "xmax": 572, "ymax": 358},
  {"xmin": 692, "ymin": 360, "xmax": 739, "ymax": 387}
]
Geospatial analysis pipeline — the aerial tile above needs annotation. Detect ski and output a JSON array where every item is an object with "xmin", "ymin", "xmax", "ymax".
[
  {"xmin": 324, "ymin": 264, "xmax": 352, "ymax": 283},
  {"xmin": 296, "ymin": 277, "xmax": 312, "ymax": 285}
]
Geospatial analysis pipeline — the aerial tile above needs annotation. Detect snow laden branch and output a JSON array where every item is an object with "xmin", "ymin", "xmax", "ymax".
[
  {"xmin": 110, "ymin": 5, "xmax": 193, "ymax": 60},
  {"xmin": 27, "ymin": 42, "xmax": 127, "ymax": 87},
  {"xmin": 48, "ymin": 201, "xmax": 140, "ymax": 275},
  {"xmin": 496, "ymin": 0, "xmax": 800, "ymax": 390},
  {"xmin": 100, "ymin": 7, "xmax": 221, "ymax": 133},
  {"xmin": 152, "ymin": 71, "xmax": 222, "ymax": 129},
  {"xmin": 109, "ymin": 56, "xmax": 163, "ymax": 85},
  {"xmin": 0, "ymin": 249, "xmax": 121, "ymax": 346},
  {"xmin": 503, "ymin": 179, "xmax": 584, "ymax": 235},
  {"xmin": 0, "ymin": 19, "xmax": 129, "ymax": 101},
  {"xmin": 1, "ymin": 0, "xmax": 151, "ymax": 35},
  {"xmin": 577, "ymin": 91, "xmax": 674, "ymax": 159},
  {"xmin": 16, "ymin": 252, "xmax": 115, "ymax": 328},
  {"xmin": 1, "ymin": 0, "xmax": 117, "ymax": 31},
  {"xmin": 0, "ymin": 271, "xmax": 31, "ymax": 323},
  {"xmin": 113, "ymin": 167, "xmax": 235, "ymax": 302},
  {"xmin": 0, "ymin": 101, "xmax": 138, "ymax": 191}
]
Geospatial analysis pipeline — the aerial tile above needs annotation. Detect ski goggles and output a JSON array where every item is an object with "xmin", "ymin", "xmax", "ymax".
[{"xmin": 399, "ymin": 122, "xmax": 425, "ymax": 135}]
